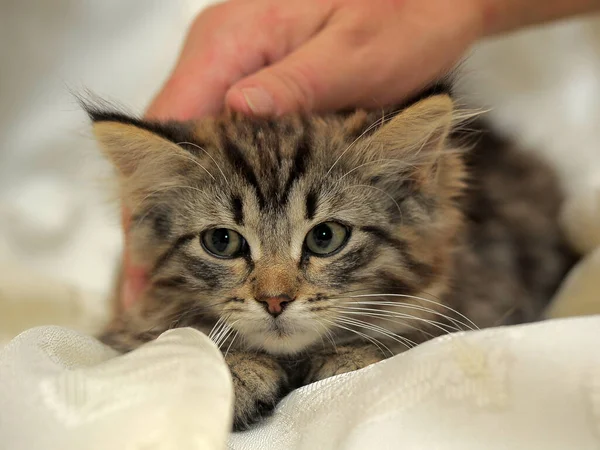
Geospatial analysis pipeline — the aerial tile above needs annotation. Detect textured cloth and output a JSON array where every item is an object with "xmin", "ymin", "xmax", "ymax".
[
  {"xmin": 0, "ymin": 327, "xmax": 233, "ymax": 450},
  {"xmin": 2, "ymin": 317, "xmax": 600, "ymax": 450}
]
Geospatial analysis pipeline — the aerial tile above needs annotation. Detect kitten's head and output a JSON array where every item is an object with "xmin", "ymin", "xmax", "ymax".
[{"xmin": 91, "ymin": 93, "xmax": 467, "ymax": 355}]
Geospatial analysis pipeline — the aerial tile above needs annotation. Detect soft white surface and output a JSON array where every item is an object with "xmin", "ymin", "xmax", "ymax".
[
  {"xmin": 0, "ymin": 326, "xmax": 233, "ymax": 450},
  {"xmin": 1, "ymin": 318, "xmax": 600, "ymax": 450}
]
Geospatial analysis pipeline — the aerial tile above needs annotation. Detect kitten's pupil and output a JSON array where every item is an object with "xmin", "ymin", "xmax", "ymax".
[
  {"xmin": 211, "ymin": 228, "xmax": 230, "ymax": 253},
  {"xmin": 313, "ymin": 224, "xmax": 333, "ymax": 248}
]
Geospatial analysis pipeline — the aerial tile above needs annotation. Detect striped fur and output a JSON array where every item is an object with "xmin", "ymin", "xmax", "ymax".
[{"xmin": 90, "ymin": 89, "xmax": 574, "ymax": 429}]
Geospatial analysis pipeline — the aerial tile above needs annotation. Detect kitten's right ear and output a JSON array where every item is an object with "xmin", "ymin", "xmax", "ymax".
[
  {"xmin": 85, "ymin": 108, "xmax": 194, "ymax": 180},
  {"xmin": 91, "ymin": 115, "xmax": 189, "ymax": 178}
]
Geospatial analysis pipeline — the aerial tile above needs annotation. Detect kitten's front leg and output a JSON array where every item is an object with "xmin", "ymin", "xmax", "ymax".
[
  {"xmin": 305, "ymin": 345, "xmax": 384, "ymax": 384},
  {"xmin": 226, "ymin": 351, "xmax": 289, "ymax": 431}
]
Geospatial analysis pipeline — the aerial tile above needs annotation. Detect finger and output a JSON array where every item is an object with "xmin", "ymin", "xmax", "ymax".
[
  {"xmin": 224, "ymin": 22, "xmax": 390, "ymax": 116},
  {"xmin": 147, "ymin": 2, "xmax": 327, "ymax": 120},
  {"xmin": 226, "ymin": 0, "xmax": 481, "ymax": 116},
  {"xmin": 146, "ymin": 11, "xmax": 248, "ymax": 120}
]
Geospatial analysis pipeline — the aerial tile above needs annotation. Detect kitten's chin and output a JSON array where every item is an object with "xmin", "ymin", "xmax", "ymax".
[{"xmin": 243, "ymin": 329, "xmax": 322, "ymax": 355}]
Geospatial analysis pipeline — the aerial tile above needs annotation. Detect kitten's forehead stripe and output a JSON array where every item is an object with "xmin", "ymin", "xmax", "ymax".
[
  {"xmin": 231, "ymin": 196, "xmax": 244, "ymax": 225},
  {"xmin": 305, "ymin": 190, "xmax": 318, "ymax": 220},
  {"xmin": 221, "ymin": 132, "xmax": 267, "ymax": 209},
  {"xmin": 280, "ymin": 124, "xmax": 311, "ymax": 206}
]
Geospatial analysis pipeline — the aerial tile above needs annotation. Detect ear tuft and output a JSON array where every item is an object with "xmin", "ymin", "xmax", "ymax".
[
  {"xmin": 92, "ymin": 121, "xmax": 189, "ymax": 177},
  {"xmin": 370, "ymin": 94, "xmax": 454, "ymax": 160}
]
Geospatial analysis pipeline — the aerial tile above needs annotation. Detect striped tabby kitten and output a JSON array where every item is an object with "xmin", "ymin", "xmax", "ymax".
[{"xmin": 91, "ymin": 87, "xmax": 574, "ymax": 430}]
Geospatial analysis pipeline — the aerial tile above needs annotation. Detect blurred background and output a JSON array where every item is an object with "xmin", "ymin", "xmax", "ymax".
[{"xmin": 1, "ymin": 1, "xmax": 599, "ymax": 341}]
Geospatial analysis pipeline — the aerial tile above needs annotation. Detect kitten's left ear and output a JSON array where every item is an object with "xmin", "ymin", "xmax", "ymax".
[
  {"xmin": 369, "ymin": 94, "xmax": 454, "ymax": 164},
  {"xmin": 365, "ymin": 94, "xmax": 466, "ymax": 202}
]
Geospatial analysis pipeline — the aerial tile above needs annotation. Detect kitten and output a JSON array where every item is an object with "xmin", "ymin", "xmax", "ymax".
[{"xmin": 89, "ymin": 86, "xmax": 575, "ymax": 430}]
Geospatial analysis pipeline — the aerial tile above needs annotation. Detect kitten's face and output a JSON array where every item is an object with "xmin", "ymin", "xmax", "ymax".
[{"xmin": 93, "ymin": 95, "xmax": 466, "ymax": 355}]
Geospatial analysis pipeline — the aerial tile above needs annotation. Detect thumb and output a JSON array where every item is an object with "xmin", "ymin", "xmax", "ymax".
[{"xmin": 225, "ymin": 28, "xmax": 371, "ymax": 116}]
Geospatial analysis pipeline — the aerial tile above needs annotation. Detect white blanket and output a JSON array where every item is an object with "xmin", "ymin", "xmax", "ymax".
[{"xmin": 2, "ymin": 317, "xmax": 599, "ymax": 450}]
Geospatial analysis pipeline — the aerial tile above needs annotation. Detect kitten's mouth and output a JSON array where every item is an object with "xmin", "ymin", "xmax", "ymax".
[
  {"xmin": 237, "ymin": 317, "xmax": 322, "ymax": 355},
  {"xmin": 268, "ymin": 320, "xmax": 290, "ymax": 336}
]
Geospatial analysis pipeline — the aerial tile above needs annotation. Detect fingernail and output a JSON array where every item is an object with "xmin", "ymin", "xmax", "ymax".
[{"xmin": 241, "ymin": 87, "xmax": 275, "ymax": 115}]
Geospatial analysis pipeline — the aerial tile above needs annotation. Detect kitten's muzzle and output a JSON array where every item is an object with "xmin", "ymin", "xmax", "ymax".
[{"xmin": 256, "ymin": 295, "xmax": 294, "ymax": 317}]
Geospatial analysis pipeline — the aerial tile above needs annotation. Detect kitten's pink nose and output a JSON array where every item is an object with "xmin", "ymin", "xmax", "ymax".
[{"xmin": 256, "ymin": 295, "xmax": 294, "ymax": 317}]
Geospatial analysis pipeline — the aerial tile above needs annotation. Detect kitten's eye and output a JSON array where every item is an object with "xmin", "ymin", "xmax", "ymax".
[
  {"xmin": 201, "ymin": 228, "xmax": 246, "ymax": 258},
  {"xmin": 305, "ymin": 222, "xmax": 349, "ymax": 256}
]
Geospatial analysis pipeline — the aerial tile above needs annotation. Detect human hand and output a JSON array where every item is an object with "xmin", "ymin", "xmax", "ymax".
[{"xmin": 147, "ymin": 0, "xmax": 486, "ymax": 120}]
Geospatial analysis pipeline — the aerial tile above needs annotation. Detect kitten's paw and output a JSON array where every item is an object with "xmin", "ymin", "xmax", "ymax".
[
  {"xmin": 226, "ymin": 352, "xmax": 288, "ymax": 431},
  {"xmin": 307, "ymin": 346, "xmax": 383, "ymax": 383}
]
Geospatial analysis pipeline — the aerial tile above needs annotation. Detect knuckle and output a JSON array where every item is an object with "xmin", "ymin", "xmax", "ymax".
[
  {"xmin": 274, "ymin": 65, "xmax": 320, "ymax": 112},
  {"xmin": 340, "ymin": 21, "xmax": 378, "ymax": 49}
]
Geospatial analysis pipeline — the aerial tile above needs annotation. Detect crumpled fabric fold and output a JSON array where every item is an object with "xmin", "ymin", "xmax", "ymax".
[
  {"xmin": 0, "ymin": 326, "xmax": 233, "ymax": 450},
  {"xmin": 2, "ymin": 317, "xmax": 600, "ymax": 449}
]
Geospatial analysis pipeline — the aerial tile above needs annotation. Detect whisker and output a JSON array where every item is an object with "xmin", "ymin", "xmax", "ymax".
[
  {"xmin": 219, "ymin": 320, "xmax": 240, "ymax": 357},
  {"xmin": 343, "ymin": 293, "xmax": 479, "ymax": 330},
  {"xmin": 344, "ymin": 302, "xmax": 466, "ymax": 331},
  {"xmin": 313, "ymin": 319, "xmax": 339, "ymax": 352},
  {"xmin": 340, "ymin": 184, "xmax": 403, "ymax": 221},
  {"xmin": 168, "ymin": 146, "xmax": 216, "ymax": 181},
  {"xmin": 216, "ymin": 325, "xmax": 235, "ymax": 348},
  {"xmin": 332, "ymin": 304, "xmax": 463, "ymax": 335},
  {"xmin": 209, "ymin": 320, "xmax": 225, "ymax": 342},
  {"xmin": 176, "ymin": 141, "xmax": 229, "ymax": 186},
  {"xmin": 322, "ymin": 318, "xmax": 393, "ymax": 357},
  {"xmin": 335, "ymin": 316, "xmax": 415, "ymax": 350},
  {"xmin": 325, "ymin": 115, "xmax": 387, "ymax": 176},
  {"xmin": 323, "ymin": 328, "xmax": 338, "ymax": 352},
  {"xmin": 341, "ymin": 301, "xmax": 471, "ymax": 332},
  {"xmin": 335, "ymin": 287, "xmax": 386, "ymax": 297},
  {"xmin": 334, "ymin": 308, "xmax": 437, "ymax": 340},
  {"xmin": 224, "ymin": 330, "xmax": 239, "ymax": 357},
  {"xmin": 310, "ymin": 323, "xmax": 328, "ymax": 351},
  {"xmin": 208, "ymin": 317, "xmax": 224, "ymax": 340},
  {"xmin": 212, "ymin": 320, "xmax": 231, "ymax": 345},
  {"xmin": 326, "ymin": 293, "xmax": 473, "ymax": 331}
]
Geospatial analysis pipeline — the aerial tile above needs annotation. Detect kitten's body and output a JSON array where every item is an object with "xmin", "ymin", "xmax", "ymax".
[{"xmin": 91, "ymin": 88, "xmax": 574, "ymax": 430}]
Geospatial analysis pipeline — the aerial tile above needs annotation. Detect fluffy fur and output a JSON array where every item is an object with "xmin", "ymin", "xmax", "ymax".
[{"xmin": 90, "ymin": 86, "xmax": 574, "ymax": 430}]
